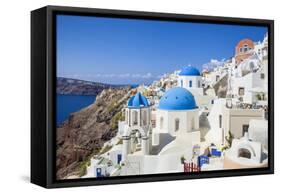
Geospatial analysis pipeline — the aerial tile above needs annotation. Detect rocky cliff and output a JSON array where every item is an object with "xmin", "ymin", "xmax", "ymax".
[
  {"xmin": 56, "ymin": 87, "xmax": 132, "ymax": 179},
  {"xmin": 57, "ymin": 77, "xmax": 118, "ymax": 95}
]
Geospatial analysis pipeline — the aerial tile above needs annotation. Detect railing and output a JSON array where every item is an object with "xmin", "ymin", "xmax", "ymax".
[{"xmin": 184, "ymin": 162, "xmax": 200, "ymax": 172}]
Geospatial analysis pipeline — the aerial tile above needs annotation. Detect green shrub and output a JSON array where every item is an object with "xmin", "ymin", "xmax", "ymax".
[
  {"xmin": 79, "ymin": 165, "xmax": 87, "ymax": 177},
  {"xmin": 78, "ymin": 154, "xmax": 93, "ymax": 177},
  {"xmin": 116, "ymin": 138, "xmax": 123, "ymax": 145},
  {"xmin": 180, "ymin": 156, "xmax": 186, "ymax": 164},
  {"xmin": 99, "ymin": 144, "xmax": 113, "ymax": 155},
  {"xmin": 110, "ymin": 112, "xmax": 124, "ymax": 129}
]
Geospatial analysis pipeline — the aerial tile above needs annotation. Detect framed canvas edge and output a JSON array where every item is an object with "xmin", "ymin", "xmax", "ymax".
[{"xmin": 32, "ymin": 5, "xmax": 274, "ymax": 188}]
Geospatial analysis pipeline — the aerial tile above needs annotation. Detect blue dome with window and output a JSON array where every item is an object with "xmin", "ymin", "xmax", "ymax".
[
  {"xmin": 179, "ymin": 66, "xmax": 200, "ymax": 76},
  {"xmin": 127, "ymin": 92, "xmax": 149, "ymax": 108},
  {"xmin": 158, "ymin": 87, "xmax": 197, "ymax": 110}
]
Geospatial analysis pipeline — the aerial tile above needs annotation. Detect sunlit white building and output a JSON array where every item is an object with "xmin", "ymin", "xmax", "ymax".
[
  {"xmin": 177, "ymin": 65, "xmax": 203, "ymax": 95},
  {"xmin": 116, "ymin": 88, "xmax": 201, "ymax": 175},
  {"xmin": 177, "ymin": 66, "xmax": 214, "ymax": 108}
]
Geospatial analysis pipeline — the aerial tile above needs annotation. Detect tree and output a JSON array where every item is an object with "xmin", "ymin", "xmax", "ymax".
[
  {"xmin": 180, "ymin": 156, "xmax": 186, "ymax": 164},
  {"xmin": 226, "ymin": 131, "xmax": 234, "ymax": 147}
]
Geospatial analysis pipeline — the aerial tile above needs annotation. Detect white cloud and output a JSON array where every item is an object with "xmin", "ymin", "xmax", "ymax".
[
  {"xmin": 63, "ymin": 72, "xmax": 155, "ymax": 81},
  {"xmin": 104, "ymin": 74, "xmax": 116, "ymax": 78},
  {"xmin": 131, "ymin": 73, "xmax": 141, "ymax": 78},
  {"xmin": 119, "ymin": 73, "xmax": 131, "ymax": 78},
  {"xmin": 69, "ymin": 72, "xmax": 155, "ymax": 79},
  {"xmin": 202, "ymin": 59, "xmax": 225, "ymax": 70},
  {"xmin": 141, "ymin": 72, "xmax": 152, "ymax": 79}
]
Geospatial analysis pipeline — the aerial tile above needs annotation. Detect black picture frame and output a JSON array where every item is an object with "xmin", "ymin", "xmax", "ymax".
[{"xmin": 31, "ymin": 5, "xmax": 274, "ymax": 188}]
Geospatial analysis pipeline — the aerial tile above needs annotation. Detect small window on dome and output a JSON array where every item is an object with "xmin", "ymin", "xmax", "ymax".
[{"xmin": 189, "ymin": 80, "xmax": 192, "ymax": 87}]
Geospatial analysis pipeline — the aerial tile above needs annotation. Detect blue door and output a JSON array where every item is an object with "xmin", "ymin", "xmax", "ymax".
[
  {"xmin": 198, "ymin": 155, "xmax": 209, "ymax": 167},
  {"xmin": 117, "ymin": 154, "xmax": 122, "ymax": 164},
  {"xmin": 96, "ymin": 168, "xmax": 102, "ymax": 177}
]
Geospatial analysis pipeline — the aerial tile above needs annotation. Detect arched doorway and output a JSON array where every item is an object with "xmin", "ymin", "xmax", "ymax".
[
  {"xmin": 238, "ymin": 148, "xmax": 251, "ymax": 159},
  {"xmin": 123, "ymin": 126, "xmax": 149, "ymax": 157}
]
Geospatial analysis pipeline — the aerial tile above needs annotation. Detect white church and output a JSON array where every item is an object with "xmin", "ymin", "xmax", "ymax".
[
  {"xmin": 177, "ymin": 65, "xmax": 215, "ymax": 109},
  {"xmin": 115, "ymin": 85, "xmax": 201, "ymax": 175},
  {"xmin": 177, "ymin": 65, "xmax": 203, "ymax": 95}
]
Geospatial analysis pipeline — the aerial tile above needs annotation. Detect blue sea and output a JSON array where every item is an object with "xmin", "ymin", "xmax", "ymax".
[{"xmin": 56, "ymin": 94, "xmax": 96, "ymax": 127}]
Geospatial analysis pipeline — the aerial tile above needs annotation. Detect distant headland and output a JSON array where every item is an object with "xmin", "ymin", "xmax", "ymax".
[{"xmin": 57, "ymin": 77, "xmax": 134, "ymax": 96}]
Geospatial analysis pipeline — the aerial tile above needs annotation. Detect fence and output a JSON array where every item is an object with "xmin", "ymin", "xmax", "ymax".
[{"xmin": 184, "ymin": 162, "xmax": 200, "ymax": 172}]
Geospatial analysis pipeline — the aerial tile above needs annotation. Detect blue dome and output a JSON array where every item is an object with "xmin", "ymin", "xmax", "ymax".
[
  {"xmin": 158, "ymin": 87, "xmax": 197, "ymax": 110},
  {"xmin": 127, "ymin": 92, "xmax": 149, "ymax": 108},
  {"xmin": 179, "ymin": 66, "xmax": 200, "ymax": 76}
]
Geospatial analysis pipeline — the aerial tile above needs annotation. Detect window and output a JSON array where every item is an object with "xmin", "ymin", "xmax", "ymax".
[
  {"xmin": 189, "ymin": 80, "xmax": 192, "ymax": 87},
  {"xmin": 243, "ymin": 44, "xmax": 249, "ymax": 52},
  {"xmin": 226, "ymin": 98, "xmax": 232, "ymax": 108},
  {"xmin": 238, "ymin": 148, "xmax": 251, "ymax": 159},
  {"xmin": 242, "ymin": 124, "xmax": 249, "ymax": 136},
  {"xmin": 240, "ymin": 47, "xmax": 243, "ymax": 53},
  {"xmin": 249, "ymin": 62, "xmax": 255, "ymax": 71},
  {"xmin": 151, "ymin": 120, "xmax": 156, "ymax": 128},
  {"xmin": 260, "ymin": 73, "xmax": 265, "ymax": 79},
  {"xmin": 133, "ymin": 111, "xmax": 138, "ymax": 125},
  {"xmin": 181, "ymin": 79, "xmax": 183, "ymax": 87},
  {"xmin": 238, "ymin": 87, "xmax": 245, "ymax": 96},
  {"xmin": 198, "ymin": 81, "xmax": 200, "ymax": 87},
  {"xmin": 191, "ymin": 118, "xmax": 195, "ymax": 130},
  {"xmin": 216, "ymin": 75, "xmax": 220, "ymax": 81},
  {"xmin": 143, "ymin": 110, "xmax": 147, "ymax": 126},
  {"xmin": 219, "ymin": 115, "xmax": 222, "ymax": 128},
  {"xmin": 175, "ymin": 118, "xmax": 180, "ymax": 132},
  {"xmin": 160, "ymin": 117, "xmax": 164, "ymax": 129},
  {"xmin": 222, "ymin": 128, "xmax": 225, "ymax": 145}
]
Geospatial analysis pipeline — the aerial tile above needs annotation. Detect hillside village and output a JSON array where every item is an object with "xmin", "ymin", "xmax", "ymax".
[{"xmin": 68, "ymin": 33, "xmax": 269, "ymax": 178}]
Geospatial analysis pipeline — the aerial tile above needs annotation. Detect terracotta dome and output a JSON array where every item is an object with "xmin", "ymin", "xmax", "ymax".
[{"xmin": 235, "ymin": 39, "xmax": 254, "ymax": 54}]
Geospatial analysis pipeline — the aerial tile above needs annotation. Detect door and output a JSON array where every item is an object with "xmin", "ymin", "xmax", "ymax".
[
  {"xmin": 117, "ymin": 154, "xmax": 122, "ymax": 164},
  {"xmin": 242, "ymin": 124, "xmax": 249, "ymax": 136},
  {"xmin": 96, "ymin": 168, "xmax": 102, "ymax": 177}
]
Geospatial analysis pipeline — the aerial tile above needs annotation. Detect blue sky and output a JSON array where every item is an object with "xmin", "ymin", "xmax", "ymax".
[{"xmin": 57, "ymin": 15, "xmax": 267, "ymax": 85}]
